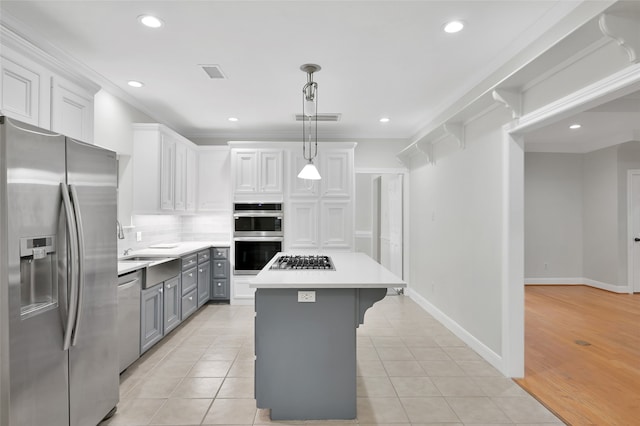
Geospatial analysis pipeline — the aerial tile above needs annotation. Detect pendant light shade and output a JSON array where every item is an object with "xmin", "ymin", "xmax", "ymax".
[
  {"xmin": 297, "ymin": 160, "xmax": 321, "ymax": 180},
  {"xmin": 298, "ymin": 64, "xmax": 322, "ymax": 180}
]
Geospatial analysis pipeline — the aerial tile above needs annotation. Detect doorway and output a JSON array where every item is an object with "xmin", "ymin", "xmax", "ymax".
[{"xmin": 355, "ymin": 172, "xmax": 405, "ymax": 283}]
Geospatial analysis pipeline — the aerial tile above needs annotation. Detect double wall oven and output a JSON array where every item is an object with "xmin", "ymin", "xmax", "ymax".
[{"xmin": 233, "ymin": 203, "xmax": 283, "ymax": 274}]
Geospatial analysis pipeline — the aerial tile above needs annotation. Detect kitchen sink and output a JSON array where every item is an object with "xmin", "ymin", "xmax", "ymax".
[{"xmin": 119, "ymin": 256, "xmax": 180, "ymax": 288}]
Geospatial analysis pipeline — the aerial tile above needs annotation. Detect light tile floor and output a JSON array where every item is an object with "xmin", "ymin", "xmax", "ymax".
[{"xmin": 100, "ymin": 295, "xmax": 564, "ymax": 426}]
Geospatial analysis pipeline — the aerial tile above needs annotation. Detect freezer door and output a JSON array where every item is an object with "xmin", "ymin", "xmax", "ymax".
[
  {"xmin": 66, "ymin": 138, "xmax": 119, "ymax": 426},
  {"xmin": 3, "ymin": 117, "xmax": 70, "ymax": 426}
]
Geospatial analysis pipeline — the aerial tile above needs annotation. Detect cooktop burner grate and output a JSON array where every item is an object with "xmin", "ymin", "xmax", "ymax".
[{"xmin": 270, "ymin": 255, "xmax": 335, "ymax": 270}]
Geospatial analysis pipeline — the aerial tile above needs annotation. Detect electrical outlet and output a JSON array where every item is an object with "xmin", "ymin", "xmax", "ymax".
[
  {"xmin": 136, "ymin": 231, "xmax": 142, "ymax": 242},
  {"xmin": 298, "ymin": 290, "xmax": 316, "ymax": 303}
]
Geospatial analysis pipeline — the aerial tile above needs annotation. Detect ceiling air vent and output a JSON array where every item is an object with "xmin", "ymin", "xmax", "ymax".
[
  {"xmin": 201, "ymin": 65, "xmax": 226, "ymax": 79},
  {"xmin": 295, "ymin": 113, "xmax": 342, "ymax": 122}
]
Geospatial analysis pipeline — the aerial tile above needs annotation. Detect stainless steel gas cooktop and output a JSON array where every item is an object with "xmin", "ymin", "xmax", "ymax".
[{"xmin": 270, "ymin": 255, "xmax": 335, "ymax": 270}]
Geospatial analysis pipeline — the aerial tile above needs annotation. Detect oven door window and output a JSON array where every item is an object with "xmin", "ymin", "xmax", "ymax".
[
  {"xmin": 234, "ymin": 240, "xmax": 282, "ymax": 273},
  {"xmin": 234, "ymin": 216, "xmax": 282, "ymax": 233}
]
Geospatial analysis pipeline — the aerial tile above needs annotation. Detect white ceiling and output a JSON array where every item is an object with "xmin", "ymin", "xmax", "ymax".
[
  {"xmin": 524, "ymin": 90, "xmax": 640, "ymax": 153},
  {"xmin": 0, "ymin": 0, "xmax": 592, "ymax": 143}
]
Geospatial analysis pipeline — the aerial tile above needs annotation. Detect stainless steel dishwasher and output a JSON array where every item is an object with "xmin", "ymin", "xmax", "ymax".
[{"xmin": 117, "ymin": 269, "xmax": 142, "ymax": 373}]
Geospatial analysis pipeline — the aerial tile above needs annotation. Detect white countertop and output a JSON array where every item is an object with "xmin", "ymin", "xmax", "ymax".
[
  {"xmin": 250, "ymin": 252, "xmax": 407, "ymax": 289},
  {"xmin": 117, "ymin": 241, "xmax": 230, "ymax": 275}
]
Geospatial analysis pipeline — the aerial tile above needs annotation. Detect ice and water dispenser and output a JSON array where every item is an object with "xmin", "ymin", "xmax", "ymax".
[{"xmin": 19, "ymin": 235, "xmax": 57, "ymax": 319}]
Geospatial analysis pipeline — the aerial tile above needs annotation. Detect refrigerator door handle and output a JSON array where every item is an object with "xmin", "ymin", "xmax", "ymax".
[
  {"xmin": 69, "ymin": 184, "xmax": 85, "ymax": 347},
  {"xmin": 60, "ymin": 183, "xmax": 79, "ymax": 351}
]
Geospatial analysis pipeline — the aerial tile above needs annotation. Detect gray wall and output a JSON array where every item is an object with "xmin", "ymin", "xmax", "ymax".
[
  {"xmin": 524, "ymin": 153, "xmax": 583, "ymax": 279},
  {"xmin": 525, "ymin": 141, "xmax": 640, "ymax": 289}
]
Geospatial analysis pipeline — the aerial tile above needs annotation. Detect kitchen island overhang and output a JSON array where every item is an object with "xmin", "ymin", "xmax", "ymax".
[{"xmin": 250, "ymin": 252, "xmax": 406, "ymax": 421}]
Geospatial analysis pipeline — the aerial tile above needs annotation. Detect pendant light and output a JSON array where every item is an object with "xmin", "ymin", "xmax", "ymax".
[{"xmin": 298, "ymin": 64, "xmax": 322, "ymax": 180}]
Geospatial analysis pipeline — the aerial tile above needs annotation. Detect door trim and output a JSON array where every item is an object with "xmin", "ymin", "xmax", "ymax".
[{"xmin": 626, "ymin": 170, "xmax": 640, "ymax": 294}]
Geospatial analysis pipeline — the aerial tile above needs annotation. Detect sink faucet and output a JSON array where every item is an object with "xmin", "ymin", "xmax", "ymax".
[
  {"xmin": 123, "ymin": 248, "xmax": 133, "ymax": 256},
  {"xmin": 116, "ymin": 220, "xmax": 125, "ymax": 239}
]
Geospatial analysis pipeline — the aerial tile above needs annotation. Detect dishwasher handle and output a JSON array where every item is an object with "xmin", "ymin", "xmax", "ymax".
[{"xmin": 118, "ymin": 278, "xmax": 140, "ymax": 291}]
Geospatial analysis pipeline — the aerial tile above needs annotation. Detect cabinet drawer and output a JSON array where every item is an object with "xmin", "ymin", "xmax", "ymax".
[
  {"xmin": 197, "ymin": 249, "xmax": 211, "ymax": 264},
  {"xmin": 182, "ymin": 289, "xmax": 197, "ymax": 320},
  {"xmin": 182, "ymin": 267, "xmax": 197, "ymax": 294},
  {"xmin": 213, "ymin": 260, "xmax": 228, "ymax": 278},
  {"xmin": 213, "ymin": 247, "xmax": 229, "ymax": 260},
  {"xmin": 211, "ymin": 278, "xmax": 229, "ymax": 299},
  {"xmin": 182, "ymin": 253, "xmax": 197, "ymax": 271}
]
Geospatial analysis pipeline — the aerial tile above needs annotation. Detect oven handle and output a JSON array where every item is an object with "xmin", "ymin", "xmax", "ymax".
[
  {"xmin": 233, "ymin": 212, "xmax": 283, "ymax": 218},
  {"xmin": 233, "ymin": 237, "xmax": 284, "ymax": 242}
]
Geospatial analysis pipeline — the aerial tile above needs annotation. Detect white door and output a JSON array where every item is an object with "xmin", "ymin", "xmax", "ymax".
[
  {"xmin": 380, "ymin": 174, "xmax": 403, "ymax": 279},
  {"xmin": 630, "ymin": 171, "xmax": 640, "ymax": 292}
]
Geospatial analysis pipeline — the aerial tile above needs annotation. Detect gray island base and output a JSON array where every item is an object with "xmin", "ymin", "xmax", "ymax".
[{"xmin": 251, "ymin": 252, "xmax": 407, "ymax": 421}]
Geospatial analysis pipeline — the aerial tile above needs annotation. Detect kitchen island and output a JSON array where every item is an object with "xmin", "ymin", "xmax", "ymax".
[{"xmin": 250, "ymin": 252, "xmax": 406, "ymax": 420}]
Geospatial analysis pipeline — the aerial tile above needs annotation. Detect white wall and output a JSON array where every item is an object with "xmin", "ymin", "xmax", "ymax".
[
  {"xmin": 524, "ymin": 153, "xmax": 583, "ymax": 279},
  {"xmin": 93, "ymin": 89, "xmax": 154, "ymax": 227},
  {"xmin": 409, "ymin": 107, "xmax": 511, "ymax": 357}
]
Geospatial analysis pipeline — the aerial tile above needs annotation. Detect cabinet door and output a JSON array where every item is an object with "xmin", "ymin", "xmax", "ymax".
[
  {"xmin": 0, "ymin": 56, "xmax": 41, "ymax": 126},
  {"xmin": 320, "ymin": 151, "xmax": 352, "ymax": 197},
  {"xmin": 198, "ymin": 148, "xmax": 230, "ymax": 211},
  {"xmin": 186, "ymin": 147, "xmax": 197, "ymax": 211},
  {"xmin": 233, "ymin": 150, "xmax": 258, "ymax": 193},
  {"xmin": 260, "ymin": 151, "xmax": 283, "ymax": 193},
  {"xmin": 287, "ymin": 200, "xmax": 319, "ymax": 249},
  {"xmin": 197, "ymin": 261, "xmax": 210, "ymax": 307},
  {"xmin": 174, "ymin": 143, "xmax": 187, "ymax": 211},
  {"xmin": 288, "ymin": 149, "xmax": 319, "ymax": 197},
  {"xmin": 141, "ymin": 285, "xmax": 163, "ymax": 354},
  {"xmin": 320, "ymin": 200, "xmax": 353, "ymax": 249},
  {"xmin": 163, "ymin": 276, "xmax": 181, "ymax": 334},
  {"xmin": 51, "ymin": 77, "xmax": 94, "ymax": 143},
  {"xmin": 160, "ymin": 135, "xmax": 176, "ymax": 210}
]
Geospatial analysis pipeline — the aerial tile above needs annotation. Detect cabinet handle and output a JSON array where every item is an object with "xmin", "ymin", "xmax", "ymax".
[
  {"xmin": 166, "ymin": 284, "xmax": 171, "ymax": 289},
  {"xmin": 217, "ymin": 263, "xmax": 221, "ymax": 267},
  {"xmin": 217, "ymin": 282, "xmax": 221, "ymax": 287},
  {"xmin": 159, "ymin": 288, "xmax": 163, "ymax": 293},
  {"xmin": 199, "ymin": 269, "xmax": 203, "ymax": 273},
  {"xmin": 189, "ymin": 273, "xmax": 193, "ymax": 277},
  {"xmin": 189, "ymin": 296, "xmax": 193, "ymax": 301}
]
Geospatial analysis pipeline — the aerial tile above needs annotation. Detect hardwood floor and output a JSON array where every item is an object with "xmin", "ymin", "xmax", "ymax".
[{"xmin": 516, "ymin": 285, "xmax": 640, "ymax": 425}]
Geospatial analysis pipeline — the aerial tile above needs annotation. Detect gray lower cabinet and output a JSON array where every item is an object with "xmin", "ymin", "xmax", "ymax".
[
  {"xmin": 182, "ymin": 288, "xmax": 198, "ymax": 319},
  {"xmin": 197, "ymin": 259, "xmax": 210, "ymax": 307},
  {"xmin": 211, "ymin": 247, "xmax": 230, "ymax": 301},
  {"xmin": 140, "ymin": 283, "xmax": 164, "ymax": 354},
  {"xmin": 163, "ymin": 276, "xmax": 181, "ymax": 334}
]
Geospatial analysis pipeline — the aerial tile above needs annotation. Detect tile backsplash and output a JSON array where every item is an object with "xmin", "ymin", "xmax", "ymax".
[{"xmin": 117, "ymin": 213, "xmax": 231, "ymax": 255}]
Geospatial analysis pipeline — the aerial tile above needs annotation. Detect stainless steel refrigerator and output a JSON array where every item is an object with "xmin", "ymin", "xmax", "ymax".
[{"xmin": 0, "ymin": 116, "xmax": 119, "ymax": 426}]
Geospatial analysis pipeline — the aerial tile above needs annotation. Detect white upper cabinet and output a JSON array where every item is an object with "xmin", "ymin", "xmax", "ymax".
[
  {"xmin": 0, "ymin": 30, "xmax": 98, "ymax": 142},
  {"xmin": 51, "ymin": 76, "xmax": 94, "ymax": 143},
  {"xmin": 186, "ymin": 148, "xmax": 197, "ymax": 212},
  {"xmin": 231, "ymin": 146, "xmax": 283, "ymax": 201},
  {"xmin": 198, "ymin": 147, "xmax": 230, "ymax": 212},
  {"xmin": 174, "ymin": 142, "xmax": 187, "ymax": 211},
  {"xmin": 133, "ymin": 124, "xmax": 198, "ymax": 214},
  {"xmin": 320, "ymin": 150, "xmax": 352, "ymax": 198},
  {"xmin": 0, "ymin": 52, "xmax": 42, "ymax": 126}
]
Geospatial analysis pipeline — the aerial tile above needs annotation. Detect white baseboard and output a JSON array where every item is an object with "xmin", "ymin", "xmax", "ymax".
[
  {"xmin": 524, "ymin": 277, "xmax": 582, "ymax": 285},
  {"xmin": 525, "ymin": 277, "xmax": 630, "ymax": 293},
  {"xmin": 406, "ymin": 288, "xmax": 505, "ymax": 376}
]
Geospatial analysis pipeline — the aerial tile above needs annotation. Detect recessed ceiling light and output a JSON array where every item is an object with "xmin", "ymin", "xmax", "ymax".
[
  {"xmin": 444, "ymin": 20, "xmax": 464, "ymax": 34},
  {"xmin": 127, "ymin": 80, "xmax": 144, "ymax": 88},
  {"xmin": 228, "ymin": 117, "xmax": 239, "ymax": 122},
  {"xmin": 138, "ymin": 15, "xmax": 164, "ymax": 28},
  {"xmin": 569, "ymin": 124, "xmax": 581, "ymax": 129},
  {"xmin": 379, "ymin": 117, "xmax": 390, "ymax": 123}
]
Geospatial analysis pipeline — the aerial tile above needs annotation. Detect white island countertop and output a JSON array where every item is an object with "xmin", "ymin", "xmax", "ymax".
[{"xmin": 250, "ymin": 252, "xmax": 406, "ymax": 289}]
